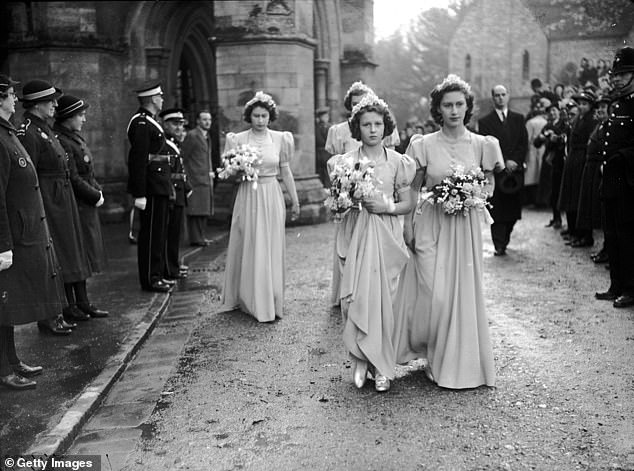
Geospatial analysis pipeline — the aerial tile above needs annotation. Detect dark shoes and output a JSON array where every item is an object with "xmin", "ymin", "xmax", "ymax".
[
  {"xmin": 591, "ymin": 251, "xmax": 609, "ymax": 264},
  {"xmin": 0, "ymin": 373, "xmax": 36, "ymax": 390},
  {"xmin": 614, "ymin": 294, "xmax": 634, "ymax": 308},
  {"xmin": 570, "ymin": 237, "xmax": 593, "ymax": 248},
  {"xmin": 595, "ymin": 290, "xmax": 620, "ymax": 301},
  {"xmin": 493, "ymin": 248, "xmax": 506, "ymax": 256},
  {"xmin": 143, "ymin": 280, "xmax": 172, "ymax": 293},
  {"xmin": 63, "ymin": 305, "xmax": 90, "ymax": 322},
  {"xmin": 12, "ymin": 361, "xmax": 43, "ymax": 378},
  {"xmin": 545, "ymin": 219, "xmax": 562, "ymax": 228},
  {"xmin": 37, "ymin": 317, "xmax": 72, "ymax": 335},
  {"xmin": 78, "ymin": 304, "xmax": 109, "ymax": 318}
]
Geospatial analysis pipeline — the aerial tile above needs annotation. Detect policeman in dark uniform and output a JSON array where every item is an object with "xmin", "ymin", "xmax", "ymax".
[
  {"xmin": 595, "ymin": 47, "xmax": 634, "ymax": 308},
  {"xmin": 126, "ymin": 83, "xmax": 172, "ymax": 292},
  {"xmin": 159, "ymin": 108, "xmax": 192, "ymax": 281}
]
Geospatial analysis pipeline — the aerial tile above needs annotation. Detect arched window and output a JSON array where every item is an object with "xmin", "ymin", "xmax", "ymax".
[
  {"xmin": 522, "ymin": 50, "xmax": 530, "ymax": 81},
  {"xmin": 465, "ymin": 54, "xmax": 472, "ymax": 82}
]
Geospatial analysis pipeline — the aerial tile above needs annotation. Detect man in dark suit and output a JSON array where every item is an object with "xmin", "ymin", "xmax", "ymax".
[
  {"xmin": 478, "ymin": 84, "xmax": 529, "ymax": 256},
  {"xmin": 126, "ymin": 83, "xmax": 172, "ymax": 292},
  {"xmin": 595, "ymin": 47, "xmax": 634, "ymax": 308}
]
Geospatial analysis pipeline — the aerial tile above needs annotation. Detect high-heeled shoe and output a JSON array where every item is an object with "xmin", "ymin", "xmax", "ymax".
[
  {"xmin": 352, "ymin": 359, "xmax": 368, "ymax": 389},
  {"xmin": 37, "ymin": 317, "xmax": 72, "ymax": 335},
  {"xmin": 374, "ymin": 374, "xmax": 391, "ymax": 392}
]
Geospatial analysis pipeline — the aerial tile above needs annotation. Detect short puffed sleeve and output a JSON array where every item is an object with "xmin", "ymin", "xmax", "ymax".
[
  {"xmin": 405, "ymin": 134, "xmax": 426, "ymax": 169},
  {"xmin": 223, "ymin": 132, "xmax": 237, "ymax": 154},
  {"xmin": 383, "ymin": 127, "xmax": 401, "ymax": 148},
  {"xmin": 325, "ymin": 123, "xmax": 342, "ymax": 155},
  {"xmin": 279, "ymin": 131, "xmax": 294, "ymax": 167},
  {"xmin": 394, "ymin": 153, "xmax": 416, "ymax": 194},
  {"xmin": 326, "ymin": 153, "xmax": 342, "ymax": 176},
  {"xmin": 480, "ymin": 135, "xmax": 504, "ymax": 172}
]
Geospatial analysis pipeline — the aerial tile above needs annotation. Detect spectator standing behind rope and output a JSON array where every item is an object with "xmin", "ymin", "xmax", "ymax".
[
  {"xmin": 54, "ymin": 95, "xmax": 109, "ymax": 319},
  {"xmin": 0, "ymin": 74, "xmax": 66, "ymax": 390}
]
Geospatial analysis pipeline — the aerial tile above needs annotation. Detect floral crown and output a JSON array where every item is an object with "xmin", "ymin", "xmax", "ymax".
[
  {"xmin": 350, "ymin": 93, "xmax": 389, "ymax": 121},
  {"xmin": 346, "ymin": 80, "xmax": 372, "ymax": 97},
  {"xmin": 436, "ymin": 74, "xmax": 472, "ymax": 94},
  {"xmin": 245, "ymin": 91, "xmax": 277, "ymax": 111}
]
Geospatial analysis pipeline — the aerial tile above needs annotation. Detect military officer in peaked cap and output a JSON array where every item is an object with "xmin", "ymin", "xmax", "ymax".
[
  {"xmin": 595, "ymin": 46, "xmax": 634, "ymax": 308},
  {"xmin": 54, "ymin": 95, "xmax": 109, "ymax": 318},
  {"xmin": 159, "ymin": 108, "xmax": 192, "ymax": 281},
  {"xmin": 127, "ymin": 82, "xmax": 173, "ymax": 292},
  {"xmin": 18, "ymin": 79, "xmax": 94, "ymax": 330}
]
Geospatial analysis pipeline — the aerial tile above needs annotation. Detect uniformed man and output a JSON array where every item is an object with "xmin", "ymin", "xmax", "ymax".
[
  {"xmin": 126, "ymin": 83, "xmax": 172, "ymax": 292},
  {"xmin": 158, "ymin": 108, "xmax": 192, "ymax": 281},
  {"xmin": 595, "ymin": 47, "xmax": 634, "ymax": 308}
]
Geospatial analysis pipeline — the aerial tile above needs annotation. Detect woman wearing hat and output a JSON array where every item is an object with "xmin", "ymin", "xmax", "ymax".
[
  {"xmin": 557, "ymin": 88, "xmax": 598, "ymax": 248},
  {"xmin": 17, "ymin": 80, "xmax": 94, "ymax": 329},
  {"xmin": 0, "ymin": 75, "xmax": 67, "ymax": 389},
  {"xmin": 54, "ymin": 95, "xmax": 109, "ymax": 318}
]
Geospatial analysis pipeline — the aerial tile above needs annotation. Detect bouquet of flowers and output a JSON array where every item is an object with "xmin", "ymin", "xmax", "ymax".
[
  {"xmin": 324, "ymin": 156, "xmax": 380, "ymax": 222},
  {"xmin": 417, "ymin": 164, "xmax": 492, "ymax": 216},
  {"xmin": 216, "ymin": 144, "xmax": 263, "ymax": 190}
]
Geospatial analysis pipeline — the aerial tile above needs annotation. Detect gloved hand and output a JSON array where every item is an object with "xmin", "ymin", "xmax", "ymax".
[
  {"xmin": 0, "ymin": 250, "xmax": 13, "ymax": 272},
  {"xmin": 134, "ymin": 197, "xmax": 147, "ymax": 211},
  {"xmin": 95, "ymin": 191, "xmax": 105, "ymax": 207}
]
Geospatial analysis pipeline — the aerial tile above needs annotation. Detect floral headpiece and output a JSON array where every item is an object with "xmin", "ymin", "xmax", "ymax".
[
  {"xmin": 244, "ymin": 91, "xmax": 277, "ymax": 111},
  {"xmin": 350, "ymin": 93, "xmax": 389, "ymax": 121},
  {"xmin": 346, "ymin": 80, "xmax": 372, "ymax": 97},
  {"xmin": 436, "ymin": 74, "xmax": 472, "ymax": 95}
]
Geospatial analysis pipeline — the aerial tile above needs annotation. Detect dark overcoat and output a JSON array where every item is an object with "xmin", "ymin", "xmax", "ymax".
[
  {"xmin": 164, "ymin": 137, "xmax": 192, "ymax": 208},
  {"xmin": 181, "ymin": 127, "xmax": 213, "ymax": 216},
  {"xmin": 17, "ymin": 112, "xmax": 90, "ymax": 283},
  {"xmin": 576, "ymin": 121, "xmax": 606, "ymax": 230},
  {"xmin": 55, "ymin": 123, "xmax": 107, "ymax": 273},
  {"xmin": 0, "ymin": 117, "xmax": 63, "ymax": 325},
  {"xmin": 558, "ymin": 112, "xmax": 598, "ymax": 212},
  {"xmin": 478, "ymin": 109, "xmax": 528, "ymax": 222}
]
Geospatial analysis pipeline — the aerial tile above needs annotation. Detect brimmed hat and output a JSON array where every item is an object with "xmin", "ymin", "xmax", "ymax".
[
  {"xmin": 571, "ymin": 88, "xmax": 597, "ymax": 104},
  {"xmin": 498, "ymin": 169, "xmax": 524, "ymax": 194},
  {"xmin": 56, "ymin": 95, "xmax": 89, "ymax": 120},
  {"xmin": 0, "ymin": 75, "xmax": 19, "ymax": 94},
  {"xmin": 135, "ymin": 82, "xmax": 163, "ymax": 98},
  {"xmin": 612, "ymin": 46, "xmax": 634, "ymax": 75},
  {"xmin": 159, "ymin": 108, "xmax": 186, "ymax": 122},
  {"xmin": 316, "ymin": 106, "xmax": 329, "ymax": 116},
  {"xmin": 20, "ymin": 79, "xmax": 63, "ymax": 103},
  {"xmin": 596, "ymin": 93, "xmax": 613, "ymax": 105}
]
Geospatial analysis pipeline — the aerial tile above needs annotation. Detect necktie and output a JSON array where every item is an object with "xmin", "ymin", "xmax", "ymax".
[{"xmin": 501, "ymin": 112, "xmax": 506, "ymax": 124}]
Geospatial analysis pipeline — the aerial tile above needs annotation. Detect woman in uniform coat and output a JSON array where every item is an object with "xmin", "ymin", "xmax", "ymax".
[
  {"xmin": 17, "ymin": 80, "xmax": 94, "ymax": 325},
  {"xmin": 0, "ymin": 75, "xmax": 68, "ymax": 390},
  {"xmin": 54, "ymin": 95, "xmax": 108, "ymax": 318}
]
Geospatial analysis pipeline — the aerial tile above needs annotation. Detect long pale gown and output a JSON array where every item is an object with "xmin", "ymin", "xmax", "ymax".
[
  {"xmin": 325, "ymin": 121, "xmax": 401, "ymax": 306},
  {"xmin": 329, "ymin": 147, "xmax": 415, "ymax": 380},
  {"xmin": 220, "ymin": 129, "xmax": 294, "ymax": 323},
  {"xmin": 395, "ymin": 130, "xmax": 502, "ymax": 389}
]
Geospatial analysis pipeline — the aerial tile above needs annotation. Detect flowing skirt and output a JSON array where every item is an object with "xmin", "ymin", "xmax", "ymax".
[
  {"xmin": 221, "ymin": 178, "xmax": 285, "ymax": 322},
  {"xmin": 394, "ymin": 202, "xmax": 496, "ymax": 389},
  {"xmin": 337, "ymin": 209, "xmax": 408, "ymax": 380}
]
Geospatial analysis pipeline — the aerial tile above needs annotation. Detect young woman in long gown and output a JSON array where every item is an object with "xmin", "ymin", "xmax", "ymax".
[
  {"xmin": 220, "ymin": 92, "xmax": 300, "ymax": 323},
  {"xmin": 395, "ymin": 75, "xmax": 503, "ymax": 389},
  {"xmin": 328, "ymin": 94, "xmax": 415, "ymax": 392}
]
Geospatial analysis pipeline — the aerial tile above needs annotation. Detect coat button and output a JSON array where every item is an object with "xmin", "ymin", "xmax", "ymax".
[{"xmin": 52, "ymin": 272, "xmax": 57, "ymax": 277}]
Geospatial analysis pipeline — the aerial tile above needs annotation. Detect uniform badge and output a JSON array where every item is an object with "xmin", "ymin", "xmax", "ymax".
[
  {"xmin": 84, "ymin": 155, "xmax": 90, "ymax": 163},
  {"xmin": 18, "ymin": 157, "xmax": 27, "ymax": 168}
]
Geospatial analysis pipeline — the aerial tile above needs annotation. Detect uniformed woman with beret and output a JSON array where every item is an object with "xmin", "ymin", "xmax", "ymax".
[
  {"xmin": 54, "ymin": 95, "xmax": 109, "ymax": 318},
  {"xmin": 0, "ymin": 75, "xmax": 66, "ymax": 390},
  {"xmin": 17, "ymin": 80, "xmax": 94, "ymax": 327}
]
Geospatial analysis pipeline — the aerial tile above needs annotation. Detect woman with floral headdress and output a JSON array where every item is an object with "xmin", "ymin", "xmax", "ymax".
[
  {"xmin": 325, "ymin": 81, "xmax": 401, "ymax": 308},
  {"xmin": 394, "ymin": 75, "xmax": 502, "ymax": 389},
  {"xmin": 328, "ymin": 94, "xmax": 415, "ymax": 392},
  {"xmin": 220, "ymin": 91, "xmax": 300, "ymax": 323}
]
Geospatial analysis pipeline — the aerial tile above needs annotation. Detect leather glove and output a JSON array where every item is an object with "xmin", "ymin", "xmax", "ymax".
[
  {"xmin": 134, "ymin": 197, "xmax": 147, "ymax": 211},
  {"xmin": 0, "ymin": 250, "xmax": 13, "ymax": 272}
]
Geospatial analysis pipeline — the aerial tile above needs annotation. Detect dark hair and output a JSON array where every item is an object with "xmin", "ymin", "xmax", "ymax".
[
  {"xmin": 349, "ymin": 100, "xmax": 396, "ymax": 141},
  {"xmin": 530, "ymin": 78, "xmax": 542, "ymax": 89},
  {"xmin": 343, "ymin": 81, "xmax": 373, "ymax": 111},
  {"xmin": 243, "ymin": 99, "xmax": 278, "ymax": 123},
  {"xmin": 429, "ymin": 74, "xmax": 474, "ymax": 126},
  {"xmin": 196, "ymin": 109, "xmax": 212, "ymax": 120}
]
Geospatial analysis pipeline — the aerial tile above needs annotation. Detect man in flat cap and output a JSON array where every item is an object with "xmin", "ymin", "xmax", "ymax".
[
  {"xmin": 159, "ymin": 108, "xmax": 192, "ymax": 281},
  {"xmin": 126, "ymin": 82, "xmax": 173, "ymax": 292},
  {"xmin": 595, "ymin": 47, "xmax": 634, "ymax": 308}
]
